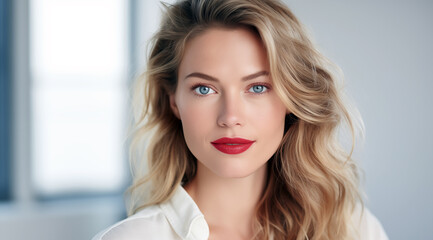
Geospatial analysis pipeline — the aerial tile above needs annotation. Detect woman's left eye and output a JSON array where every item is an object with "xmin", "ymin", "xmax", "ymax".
[{"xmin": 248, "ymin": 85, "xmax": 268, "ymax": 94}]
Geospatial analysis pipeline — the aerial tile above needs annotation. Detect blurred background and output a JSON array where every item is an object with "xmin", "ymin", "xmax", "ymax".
[{"xmin": 0, "ymin": 0, "xmax": 431, "ymax": 239}]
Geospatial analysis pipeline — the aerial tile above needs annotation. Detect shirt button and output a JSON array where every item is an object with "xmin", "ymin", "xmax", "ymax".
[{"xmin": 190, "ymin": 216, "xmax": 209, "ymax": 240}]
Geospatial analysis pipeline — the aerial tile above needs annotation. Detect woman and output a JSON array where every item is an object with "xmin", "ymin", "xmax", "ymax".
[{"xmin": 93, "ymin": 0, "xmax": 388, "ymax": 239}]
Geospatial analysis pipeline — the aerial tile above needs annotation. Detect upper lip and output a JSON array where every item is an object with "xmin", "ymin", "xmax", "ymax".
[{"xmin": 211, "ymin": 137, "xmax": 255, "ymax": 144}]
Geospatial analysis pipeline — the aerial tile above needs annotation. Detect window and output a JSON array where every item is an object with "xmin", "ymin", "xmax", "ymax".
[{"xmin": 29, "ymin": 0, "xmax": 129, "ymax": 197}]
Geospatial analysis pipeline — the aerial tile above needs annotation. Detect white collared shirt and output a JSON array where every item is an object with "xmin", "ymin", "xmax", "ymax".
[{"xmin": 92, "ymin": 186, "xmax": 388, "ymax": 240}]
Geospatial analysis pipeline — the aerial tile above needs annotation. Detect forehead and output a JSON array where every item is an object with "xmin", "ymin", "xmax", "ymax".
[{"xmin": 178, "ymin": 27, "xmax": 269, "ymax": 77}]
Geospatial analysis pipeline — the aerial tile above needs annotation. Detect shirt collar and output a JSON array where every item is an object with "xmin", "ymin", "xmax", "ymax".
[{"xmin": 159, "ymin": 186, "xmax": 209, "ymax": 240}]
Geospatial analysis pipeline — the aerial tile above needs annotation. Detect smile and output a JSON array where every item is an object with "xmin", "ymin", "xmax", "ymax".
[{"xmin": 211, "ymin": 137, "xmax": 255, "ymax": 154}]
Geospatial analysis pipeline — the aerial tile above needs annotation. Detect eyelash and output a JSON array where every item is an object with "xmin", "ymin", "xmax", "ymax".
[{"xmin": 190, "ymin": 82, "xmax": 272, "ymax": 97}]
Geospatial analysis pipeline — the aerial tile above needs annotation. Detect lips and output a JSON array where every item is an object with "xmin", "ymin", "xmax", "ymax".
[{"xmin": 211, "ymin": 137, "xmax": 255, "ymax": 154}]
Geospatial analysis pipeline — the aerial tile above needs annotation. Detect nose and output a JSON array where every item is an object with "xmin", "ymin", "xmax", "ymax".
[{"xmin": 216, "ymin": 92, "xmax": 245, "ymax": 128}]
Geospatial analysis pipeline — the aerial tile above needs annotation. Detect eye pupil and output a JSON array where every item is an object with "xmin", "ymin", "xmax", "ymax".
[{"xmin": 199, "ymin": 86, "xmax": 210, "ymax": 94}]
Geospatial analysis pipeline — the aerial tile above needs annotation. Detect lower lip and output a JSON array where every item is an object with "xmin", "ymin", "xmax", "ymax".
[{"xmin": 211, "ymin": 142, "xmax": 254, "ymax": 154}]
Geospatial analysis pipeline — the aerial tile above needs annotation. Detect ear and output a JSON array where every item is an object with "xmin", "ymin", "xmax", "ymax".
[{"xmin": 169, "ymin": 93, "xmax": 180, "ymax": 119}]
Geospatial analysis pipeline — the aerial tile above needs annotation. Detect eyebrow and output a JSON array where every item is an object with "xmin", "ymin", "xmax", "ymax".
[{"xmin": 184, "ymin": 70, "xmax": 269, "ymax": 82}]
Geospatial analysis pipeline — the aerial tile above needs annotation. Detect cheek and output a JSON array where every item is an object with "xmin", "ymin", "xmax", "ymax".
[
  {"xmin": 252, "ymin": 97, "xmax": 286, "ymax": 129},
  {"xmin": 177, "ymin": 99, "xmax": 214, "ymax": 143},
  {"xmin": 249, "ymin": 96, "xmax": 286, "ymax": 148}
]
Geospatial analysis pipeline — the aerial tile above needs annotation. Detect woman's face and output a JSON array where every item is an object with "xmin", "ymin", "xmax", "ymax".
[{"xmin": 170, "ymin": 27, "xmax": 287, "ymax": 178}]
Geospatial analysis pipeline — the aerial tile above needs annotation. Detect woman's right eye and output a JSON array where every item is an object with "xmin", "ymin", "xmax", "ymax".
[{"xmin": 193, "ymin": 85, "xmax": 216, "ymax": 95}]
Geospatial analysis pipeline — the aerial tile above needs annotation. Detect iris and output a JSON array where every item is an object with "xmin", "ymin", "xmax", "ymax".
[
  {"xmin": 249, "ymin": 85, "xmax": 267, "ymax": 93},
  {"xmin": 198, "ymin": 86, "xmax": 210, "ymax": 94}
]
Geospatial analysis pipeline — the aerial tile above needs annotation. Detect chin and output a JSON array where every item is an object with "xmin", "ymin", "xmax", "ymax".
[{"xmin": 211, "ymin": 163, "xmax": 265, "ymax": 179}]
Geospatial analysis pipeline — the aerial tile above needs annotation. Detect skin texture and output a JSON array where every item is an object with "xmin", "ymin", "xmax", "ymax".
[{"xmin": 170, "ymin": 27, "xmax": 287, "ymax": 239}]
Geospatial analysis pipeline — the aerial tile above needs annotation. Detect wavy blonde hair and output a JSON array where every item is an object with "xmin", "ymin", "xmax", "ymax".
[{"xmin": 127, "ymin": 0, "xmax": 364, "ymax": 239}]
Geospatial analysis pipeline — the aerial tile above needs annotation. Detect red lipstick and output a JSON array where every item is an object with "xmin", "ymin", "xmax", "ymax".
[{"xmin": 211, "ymin": 137, "xmax": 255, "ymax": 154}]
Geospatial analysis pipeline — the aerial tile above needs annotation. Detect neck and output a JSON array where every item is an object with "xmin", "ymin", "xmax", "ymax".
[{"xmin": 184, "ymin": 162, "xmax": 267, "ymax": 239}]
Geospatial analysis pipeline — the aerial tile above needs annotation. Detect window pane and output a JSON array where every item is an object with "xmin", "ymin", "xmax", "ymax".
[
  {"xmin": 30, "ymin": 0, "xmax": 127, "ymax": 80},
  {"xmin": 30, "ymin": 0, "xmax": 128, "ymax": 196}
]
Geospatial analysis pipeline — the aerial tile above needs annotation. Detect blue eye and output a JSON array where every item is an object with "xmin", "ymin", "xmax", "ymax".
[
  {"xmin": 248, "ymin": 85, "xmax": 268, "ymax": 93},
  {"xmin": 194, "ymin": 85, "xmax": 216, "ymax": 95}
]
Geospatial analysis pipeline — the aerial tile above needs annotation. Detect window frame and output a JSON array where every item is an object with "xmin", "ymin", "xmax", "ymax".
[{"xmin": 0, "ymin": 0, "xmax": 11, "ymax": 201}]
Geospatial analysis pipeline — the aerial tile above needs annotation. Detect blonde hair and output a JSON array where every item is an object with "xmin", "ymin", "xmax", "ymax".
[{"xmin": 127, "ymin": 0, "xmax": 364, "ymax": 239}]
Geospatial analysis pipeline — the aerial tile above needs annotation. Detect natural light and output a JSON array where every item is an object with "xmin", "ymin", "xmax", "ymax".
[{"xmin": 30, "ymin": 0, "xmax": 128, "ymax": 196}]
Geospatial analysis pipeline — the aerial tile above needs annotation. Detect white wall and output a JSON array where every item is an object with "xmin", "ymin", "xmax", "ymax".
[
  {"xmin": 284, "ymin": 1, "xmax": 433, "ymax": 239},
  {"xmin": 0, "ymin": 198, "xmax": 124, "ymax": 240}
]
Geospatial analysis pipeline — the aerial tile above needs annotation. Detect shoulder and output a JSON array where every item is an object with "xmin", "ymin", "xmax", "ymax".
[
  {"xmin": 91, "ymin": 205, "xmax": 179, "ymax": 240},
  {"xmin": 350, "ymin": 205, "xmax": 389, "ymax": 240}
]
